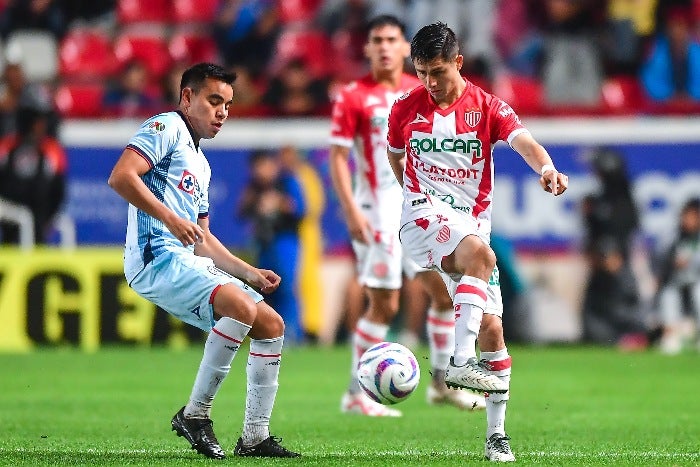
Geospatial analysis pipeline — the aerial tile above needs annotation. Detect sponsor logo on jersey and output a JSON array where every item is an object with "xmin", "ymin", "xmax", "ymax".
[
  {"xmin": 409, "ymin": 137, "xmax": 482, "ymax": 158},
  {"xmin": 411, "ymin": 159, "xmax": 480, "ymax": 184},
  {"xmin": 177, "ymin": 170, "xmax": 197, "ymax": 194},
  {"xmin": 410, "ymin": 113, "xmax": 430, "ymax": 124},
  {"xmin": 464, "ymin": 110, "xmax": 482, "ymax": 127}
]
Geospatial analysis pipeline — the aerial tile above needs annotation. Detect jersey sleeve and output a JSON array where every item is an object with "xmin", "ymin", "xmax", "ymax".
[
  {"xmin": 126, "ymin": 115, "xmax": 178, "ymax": 168},
  {"xmin": 387, "ymin": 98, "xmax": 406, "ymax": 154},
  {"xmin": 329, "ymin": 84, "xmax": 358, "ymax": 148},
  {"xmin": 489, "ymin": 97, "xmax": 529, "ymax": 146}
]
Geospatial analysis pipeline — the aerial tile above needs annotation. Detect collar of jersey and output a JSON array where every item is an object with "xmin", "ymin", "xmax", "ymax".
[{"xmin": 176, "ymin": 110, "xmax": 199, "ymax": 151}]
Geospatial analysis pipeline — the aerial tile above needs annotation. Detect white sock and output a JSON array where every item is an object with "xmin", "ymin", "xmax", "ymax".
[
  {"xmin": 184, "ymin": 317, "xmax": 251, "ymax": 418},
  {"xmin": 349, "ymin": 318, "xmax": 389, "ymax": 393},
  {"xmin": 481, "ymin": 348, "xmax": 511, "ymax": 437},
  {"xmin": 453, "ymin": 276, "xmax": 487, "ymax": 366},
  {"xmin": 242, "ymin": 336, "xmax": 284, "ymax": 446},
  {"xmin": 426, "ymin": 307, "xmax": 455, "ymax": 372}
]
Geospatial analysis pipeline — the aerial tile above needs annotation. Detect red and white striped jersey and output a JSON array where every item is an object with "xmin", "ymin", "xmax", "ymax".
[
  {"xmin": 387, "ymin": 79, "xmax": 528, "ymax": 235},
  {"xmin": 330, "ymin": 74, "xmax": 421, "ymax": 228}
]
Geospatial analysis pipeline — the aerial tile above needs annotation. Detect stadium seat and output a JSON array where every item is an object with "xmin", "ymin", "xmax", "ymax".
[
  {"xmin": 59, "ymin": 29, "xmax": 117, "ymax": 81},
  {"xmin": 274, "ymin": 29, "xmax": 332, "ymax": 78},
  {"xmin": 492, "ymin": 74, "xmax": 544, "ymax": 115},
  {"xmin": 601, "ymin": 76, "xmax": 645, "ymax": 115},
  {"xmin": 279, "ymin": 0, "xmax": 323, "ymax": 23},
  {"xmin": 54, "ymin": 83, "xmax": 105, "ymax": 118},
  {"xmin": 117, "ymin": 0, "xmax": 171, "ymax": 24},
  {"xmin": 4, "ymin": 30, "xmax": 58, "ymax": 82},
  {"xmin": 169, "ymin": 31, "xmax": 219, "ymax": 64},
  {"xmin": 172, "ymin": 0, "xmax": 219, "ymax": 24},
  {"xmin": 113, "ymin": 32, "xmax": 172, "ymax": 80}
]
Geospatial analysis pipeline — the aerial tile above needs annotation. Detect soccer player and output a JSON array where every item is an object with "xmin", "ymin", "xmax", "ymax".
[
  {"xmin": 387, "ymin": 23, "xmax": 568, "ymax": 462},
  {"xmin": 330, "ymin": 15, "xmax": 485, "ymax": 418},
  {"xmin": 107, "ymin": 63, "xmax": 299, "ymax": 459}
]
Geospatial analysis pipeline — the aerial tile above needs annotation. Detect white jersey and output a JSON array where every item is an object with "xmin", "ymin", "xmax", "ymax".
[{"xmin": 123, "ymin": 111, "xmax": 211, "ymax": 282}]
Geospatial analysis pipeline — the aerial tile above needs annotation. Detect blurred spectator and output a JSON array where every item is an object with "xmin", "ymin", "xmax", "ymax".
[
  {"xmin": 0, "ymin": 0, "xmax": 67, "ymax": 40},
  {"xmin": 316, "ymin": 0, "xmax": 371, "ymax": 73},
  {"xmin": 239, "ymin": 150, "xmax": 306, "ymax": 343},
  {"xmin": 160, "ymin": 62, "xmax": 189, "ymax": 107},
  {"xmin": 103, "ymin": 61, "xmax": 159, "ymax": 118},
  {"xmin": 261, "ymin": 58, "xmax": 330, "ymax": 116},
  {"xmin": 227, "ymin": 65, "xmax": 266, "ymax": 116},
  {"xmin": 62, "ymin": 0, "xmax": 116, "ymax": 25},
  {"xmin": 0, "ymin": 63, "xmax": 56, "ymax": 137},
  {"xmin": 214, "ymin": 0, "xmax": 280, "ymax": 77},
  {"xmin": 0, "ymin": 105, "xmax": 66, "ymax": 244},
  {"xmin": 278, "ymin": 145, "xmax": 326, "ymax": 340},
  {"xmin": 494, "ymin": 0, "xmax": 546, "ymax": 77},
  {"xmin": 580, "ymin": 147, "xmax": 646, "ymax": 347},
  {"xmin": 601, "ymin": 0, "xmax": 657, "ymax": 76},
  {"xmin": 640, "ymin": 5, "xmax": 700, "ymax": 101},
  {"xmin": 654, "ymin": 198, "xmax": 700, "ymax": 354},
  {"xmin": 540, "ymin": 0, "xmax": 604, "ymax": 106}
]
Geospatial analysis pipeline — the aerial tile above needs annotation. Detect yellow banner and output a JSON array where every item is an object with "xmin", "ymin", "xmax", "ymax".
[{"xmin": 0, "ymin": 247, "xmax": 203, "ymax": 352}]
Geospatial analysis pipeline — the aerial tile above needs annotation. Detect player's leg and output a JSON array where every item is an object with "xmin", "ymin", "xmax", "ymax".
[
  {"xmin": 234, "ymin": 301, "xmax": 300, "ymax": 458},
  {"xmin": 341, "ymin": 237, "xmax": 403, "ymax": 417},
  {"xmin": 397, "ymin": 274, "xmax": 429, "ymax": 348},
  {"xmin": 479, "ymin": 268, "xmax": 515, "ymax": 462},
  {"xmin": 418, "ymin": 269, "xmax": 485, "ymax": 410}
]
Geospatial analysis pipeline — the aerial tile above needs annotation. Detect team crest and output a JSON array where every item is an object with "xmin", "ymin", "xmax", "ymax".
[
  {"xmin": 149, "ymin": 121, "xmax": 165, "ymax": 132},
  {"xmin": 464, "ymin": 110, "xmax": 481, "ymax": 127},
  {"xmin": 436, "ymin": 225, "xmax": 451, "ymax": 243},
  {"xmin": 372, "ymin": 262, "xmax": 389, "ymax": 278},
  {"xmin": 177, "ymin": 170, "xmax": 197, "ymax": 194}
]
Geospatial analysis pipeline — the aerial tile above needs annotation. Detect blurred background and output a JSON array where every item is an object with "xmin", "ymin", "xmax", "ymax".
[{"xmin": 1, "ymin": 0, "xmax": 700, "ymax": 355}]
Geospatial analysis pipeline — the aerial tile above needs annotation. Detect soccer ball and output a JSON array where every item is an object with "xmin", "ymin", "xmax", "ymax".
[{"xmin": 357, "ymin": 342, "xmax": 420, "ymax": 405}]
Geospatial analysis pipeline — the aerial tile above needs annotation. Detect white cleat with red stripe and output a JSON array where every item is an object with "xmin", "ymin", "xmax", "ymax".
[
  {"xmin": 445, "ymin": 357, "xmax": 508, "ymax": 393},
  {"xmin": 341, "ymin": 391, "xmax": 402, "ymax": 417}
]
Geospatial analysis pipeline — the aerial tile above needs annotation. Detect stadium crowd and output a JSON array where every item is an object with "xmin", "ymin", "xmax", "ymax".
[{"xmin": 2, "ymin": 0, "xmax": 700, "ymax": 124}]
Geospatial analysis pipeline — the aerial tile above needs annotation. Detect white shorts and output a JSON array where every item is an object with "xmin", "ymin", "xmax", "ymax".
[
  {"xmin": 129, "ymin": 249, "xmax": 263, "ymax": 331},
  {"xmin": 399, "ymin": 198, "xmax": 501, "ymax": 316},
  {"xmin": 352, "ymin": 230, "xmax": 426, "ymax": 290}
]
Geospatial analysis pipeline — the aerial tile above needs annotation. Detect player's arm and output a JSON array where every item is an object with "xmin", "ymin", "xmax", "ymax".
[
  {"xmin": 194, "ymin": 216, "xmax": 280, "ymax": 293},
  {"xmin": 387, "ymin": 148, "xmax": 405, "ymax": 188},
  {"xmin": 107, "ymin": 147, "xmax": 205, "ymax": 246},
  {"xmin": 511, "ymin": 132, "xmax": 568, "ymax": 196},
  {"xmin": 328, "ymin": 144, "xmax": 370, "ymax": 243}
]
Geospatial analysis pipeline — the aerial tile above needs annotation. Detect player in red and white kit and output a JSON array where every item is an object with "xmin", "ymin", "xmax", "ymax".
[
  {"xmin": 387, "ymin": 23, "xmax": 568, "ymax": 462},
  {"xmin": 330, "ymin": 16, "xmax": 485, "ymax": 418}
]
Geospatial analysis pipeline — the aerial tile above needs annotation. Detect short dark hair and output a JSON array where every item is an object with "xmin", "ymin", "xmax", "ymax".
[
  {"xmin": 180, "ymin": 63, "xmax": 237, "ymax": 96},
  {"xmin": 410, "ymin": 22, "xmax": 459, "ymax": 63},
  {"xmin": 366, "ymin": 15, "xmax": 406, "ymax": 37}
]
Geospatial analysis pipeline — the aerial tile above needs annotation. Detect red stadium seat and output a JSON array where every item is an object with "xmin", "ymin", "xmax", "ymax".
[
  {"xmin": 274, "ymin": 29, "xmax": 332, "ymax": 77},
  {"xmin": 54, "ymin": 83, "xmax": 105, "ymax": 118},
  {"xmin": 173, "ymin": 0, "xmax": 220, "ymax": 24},
  {"xmin": 117, "ymin": 0, "xmax": 171, "ymax": 24},
  {"xmin": 114, "ymin": 32, "xmax": 172, "ymax": 80},
  {"xmin": 59, "ymin": 29, "xmax": 118, "ymax": 81},
  {"xmin": 279, "ymin": 0, "xmax": 323, "ymax": 23},
  {"xmin": 169, "ymin": 32, "xmax": 219, "ymax": 64},
  {"xmin": 601, "ymin": 76, "xmax": 645, "ymax": 114},
  {"xmin": 492, "ymin": 74, "xmax": 544, "ymax": 115}
]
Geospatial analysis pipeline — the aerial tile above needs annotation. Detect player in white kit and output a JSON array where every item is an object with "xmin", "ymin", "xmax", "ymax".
[
  {"xmin": 387, "ymin": 23, "xmax": 569, "ymax": 462},
  {"xmin": 108, "ymin": 63, "xmax": 299, "ymax": 459},
  {"xmin": 330, "ymin": 15, "xmax": 485, "ymax": 417}
]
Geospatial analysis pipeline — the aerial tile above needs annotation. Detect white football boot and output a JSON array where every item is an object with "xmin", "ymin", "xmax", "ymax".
[
  {"xmin": 340, "ymin": 391, "xmax": 402, "ymax": 417},
  {"xmin": 484, "ymin": 433, "xmax": 515, "ymax": 462},
  {"xmin": 427, "ymin": 382, "xmax": 486, "ymax": 410},
  {"xmin": 445, "ymin": 357, "xmax": 508, "ymax": 393}
]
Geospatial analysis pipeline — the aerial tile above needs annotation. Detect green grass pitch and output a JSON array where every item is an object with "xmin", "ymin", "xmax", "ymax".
[{"xmin": 1, "ymin": 344, "xmax": 698, "ymax": 466}]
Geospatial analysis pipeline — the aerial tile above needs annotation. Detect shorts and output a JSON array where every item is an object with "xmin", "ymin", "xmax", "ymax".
[
  {"xmin": 128, "ymin": 249, "xmax": 263, "ymax": 331},
  {"xmin": 352, "ymin": 230, "xmax": 427, "ymax": 290}
]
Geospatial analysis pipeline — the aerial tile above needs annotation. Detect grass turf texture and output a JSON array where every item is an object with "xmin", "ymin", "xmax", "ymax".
[{"xmin": 0, "ymin": 345, "xmax": 698, "ymax": 466}]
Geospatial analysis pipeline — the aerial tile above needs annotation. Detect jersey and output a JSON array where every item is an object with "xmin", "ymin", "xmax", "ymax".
[
  {"xmin": 387, "ymin": 79, "xmax": 528, "ymax": 237},
  {"xmin": 330, "ymin": 74, "xmax": 420, "ymax": 229},
  {"xmin": 123, "ymin": 111, "xmax": 211, "ymax": 283}
]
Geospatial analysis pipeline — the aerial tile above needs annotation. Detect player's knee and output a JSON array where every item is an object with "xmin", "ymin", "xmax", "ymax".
[
  {"xmin": 267, "ymin": 312, "xmax": 285, "ymax": 337},
  {"xmin": 219, "ymin": 297, "xmax": 257, "ymax": 324}
]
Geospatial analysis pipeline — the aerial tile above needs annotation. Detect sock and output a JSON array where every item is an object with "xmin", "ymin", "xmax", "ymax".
[
  {"xmin": 481, "ymin": 348, "xmax": 512, "ymax": 437},
  {"xmin": 453, "ymin": 276, "xmax": 487, "ymax": 366},
  {"xmin": 184, "ymin": 317, "xmax": 251, "ymax": 418},
  {"xmin": 426, "ymin": 307, "xmax": 455, "ymax": 377},
  {"xmin": 242, "ymin": 336, "xmax": 284, "ymax": 446},
  {"xmin": 349, "ymin": 318, "xmax": 388, "ymax": 393}
]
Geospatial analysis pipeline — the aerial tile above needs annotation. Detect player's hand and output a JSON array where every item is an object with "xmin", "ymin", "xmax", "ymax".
[
  {"xmin": 247, "ymin": 268, "xmax": 281, "ymax": 294},
  {"xmin": 165, "ymin": 216, "xmax": 205, "ymax": 246},
  {"xmin": 540, "ymin": 170, "xmax": 568, "ymax": 196},
  {"xmin": 347, "ymin": 209, "xmax": 372, "ymax": 244}
]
